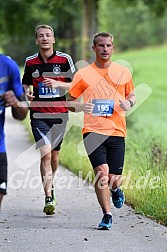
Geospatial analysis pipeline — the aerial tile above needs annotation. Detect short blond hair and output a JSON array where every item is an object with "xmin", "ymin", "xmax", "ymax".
[
  {"xmin": 35, "ymin": 24, "xmax": 54, "ymax": 38},
  {"xmin": 93, "ymin": 32, "xmax": 114, "ymax": 46}
]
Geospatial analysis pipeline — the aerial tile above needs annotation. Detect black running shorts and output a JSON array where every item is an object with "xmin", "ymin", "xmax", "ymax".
[
  {"xmin": 30, "ymin": 113, "xmax": 68, "ymax": 151},
  {"xmin": 0, "ymin": 152, "xmax": 7, "ymax": 195},
  {"xmin": 83, "ymin": 132, "xmax": 125, "ymax": 175}
]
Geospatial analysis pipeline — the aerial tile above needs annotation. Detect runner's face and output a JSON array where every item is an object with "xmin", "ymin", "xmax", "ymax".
[
  {"xmin": 35, "ymin": 28, "xmax": 55, "ymax": 50},
  {"xmin": 93, "ymin": 36, "xmax": 113, "ymax": 61}
]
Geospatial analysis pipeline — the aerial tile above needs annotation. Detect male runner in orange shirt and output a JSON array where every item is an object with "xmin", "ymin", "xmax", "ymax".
[{"xmin": 68, "ymin": 32, "xmax": 136, "ymax": 229}]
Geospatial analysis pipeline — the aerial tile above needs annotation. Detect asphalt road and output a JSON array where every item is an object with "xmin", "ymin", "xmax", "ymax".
[{"xmin": 0, "ymin": 109, "xmax": 167, "ymax": 252}]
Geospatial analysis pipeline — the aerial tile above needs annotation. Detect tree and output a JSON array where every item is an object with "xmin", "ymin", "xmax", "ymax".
[
  {"xmin": 81, "ymin": 0, "xmax": 167, "ymax": 60},
  {"xmin": 98, "ymin": 0, "xmax": 167, "ymax": 51},
  {"xmin": 45, "ymin": 0, "xmax": 82, "ymax": 62},
  {"xmin": 0, "ymin": 0, "xmax": 35, "ymax": 38},
  {"xmin": 0, "ymin": 0, "xmax": 167, "ymax": 63},
  {"xmin": 113, "ymin": 0, "xmax": 167, "ymax": 16},
  {"xmin": 81, "ymin": 0, "xmax": 98, "ymax": 61}
]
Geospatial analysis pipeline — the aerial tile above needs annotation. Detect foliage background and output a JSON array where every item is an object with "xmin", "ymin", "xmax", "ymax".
[{"xmin": 0, "ymin": 0, "xmax": 167, "ymax": 64}]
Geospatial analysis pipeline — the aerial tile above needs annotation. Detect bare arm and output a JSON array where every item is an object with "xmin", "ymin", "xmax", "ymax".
[
  {"xmin": 119, "ymin": 90, "xmax": 136, "ymax": 111},
  {"xmin": 3, "ymin": 91, "xmax": 29, "ymax": 120},
  {"xmin": 23, "ymin": 84, "xmax": 35, "ymax": 101},
  {"xmin": 67, "ymin": 95, "xmax": 95, "ymax": 113},
  {"xmin": 43, "ymin": 78, "xmax": 71, "ymax": 91}
]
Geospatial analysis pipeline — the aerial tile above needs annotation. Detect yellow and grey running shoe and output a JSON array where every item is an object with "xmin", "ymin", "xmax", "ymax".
[{"xmin": 43, "ymin": 196, "xmax": 55, "ymax": 215}]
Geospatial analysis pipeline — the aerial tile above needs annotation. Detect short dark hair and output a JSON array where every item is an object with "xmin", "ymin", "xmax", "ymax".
[
  {"xmin": 35, "ymin": 24, "xmax": 54, "ymax": 38},
  {"xmin": 93, "ymin": 32, "xmax": 114, "ymax": 46}
]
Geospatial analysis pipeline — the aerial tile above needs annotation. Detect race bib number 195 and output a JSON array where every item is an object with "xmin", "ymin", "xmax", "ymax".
[{"xmin": 92, "ymin": 99, "xmax": 114, "ymax": 116}]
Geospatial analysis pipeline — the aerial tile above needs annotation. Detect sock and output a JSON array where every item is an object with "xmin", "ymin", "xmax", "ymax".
[
  {"xmin": 111, "ymin": 188, "xmax": 118, "ymax": 193},
  {"xmin": 106, "ymin": 212, "xmax": 112, "ymax": 216}
]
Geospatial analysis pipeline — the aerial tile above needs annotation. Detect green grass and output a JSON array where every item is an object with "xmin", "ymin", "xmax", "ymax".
[
  {"xmin": 123, "ymin": 139, "xmax": 167, "ymax": 225},
  {"xmin": 23, "ymin": 44, "xmax": 167, "ymax": 226},
  {"xmin": 114, "ymin": 45, "xmax": 167, "ymax": 225}
]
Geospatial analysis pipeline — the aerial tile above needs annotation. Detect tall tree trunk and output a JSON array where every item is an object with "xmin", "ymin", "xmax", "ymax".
[{"xmin": 82, "ymin": 0, "xmax": 97, "ymax": 62}]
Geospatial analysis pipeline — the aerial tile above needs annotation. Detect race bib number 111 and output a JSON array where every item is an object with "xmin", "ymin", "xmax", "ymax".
[{"xmin": 38, "ymin": 82, "xmax": 60, "ymax": 98}]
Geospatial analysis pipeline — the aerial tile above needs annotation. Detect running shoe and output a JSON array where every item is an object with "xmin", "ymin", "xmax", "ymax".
[
  {"xmin": 111, "ymin": 188, "xmax": 125, "ymax": 208},
  {"xmin": 43, "ymin": 196, "xmax": 55, "ymax": 215},
  {"xmin": 98, "ymin": 214, "xmax": 112, "ymax": 230},
  {"xmin": 51, "ymin": 186, "xmax": 56, "ymax": 207}
]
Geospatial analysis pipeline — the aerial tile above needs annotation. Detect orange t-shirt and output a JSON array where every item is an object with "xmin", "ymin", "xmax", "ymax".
[{"xmin": 69, "ymin": 62, "xmax": 135, "ymax": 137}]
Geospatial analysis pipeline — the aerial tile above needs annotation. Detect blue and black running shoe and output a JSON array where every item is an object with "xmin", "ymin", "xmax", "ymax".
[
  {"xmin": 98, "ymin": 214, "xmax": 112, "ymax": 230},
  {"xmin": 111, "ymin": 188, "xmax": 125, "ymax": 208}
]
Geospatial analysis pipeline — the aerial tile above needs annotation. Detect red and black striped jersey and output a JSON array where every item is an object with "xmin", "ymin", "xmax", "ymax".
[{"xmin": 22, "ymin": 51, "xmax": 75, "ymax": 114}]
